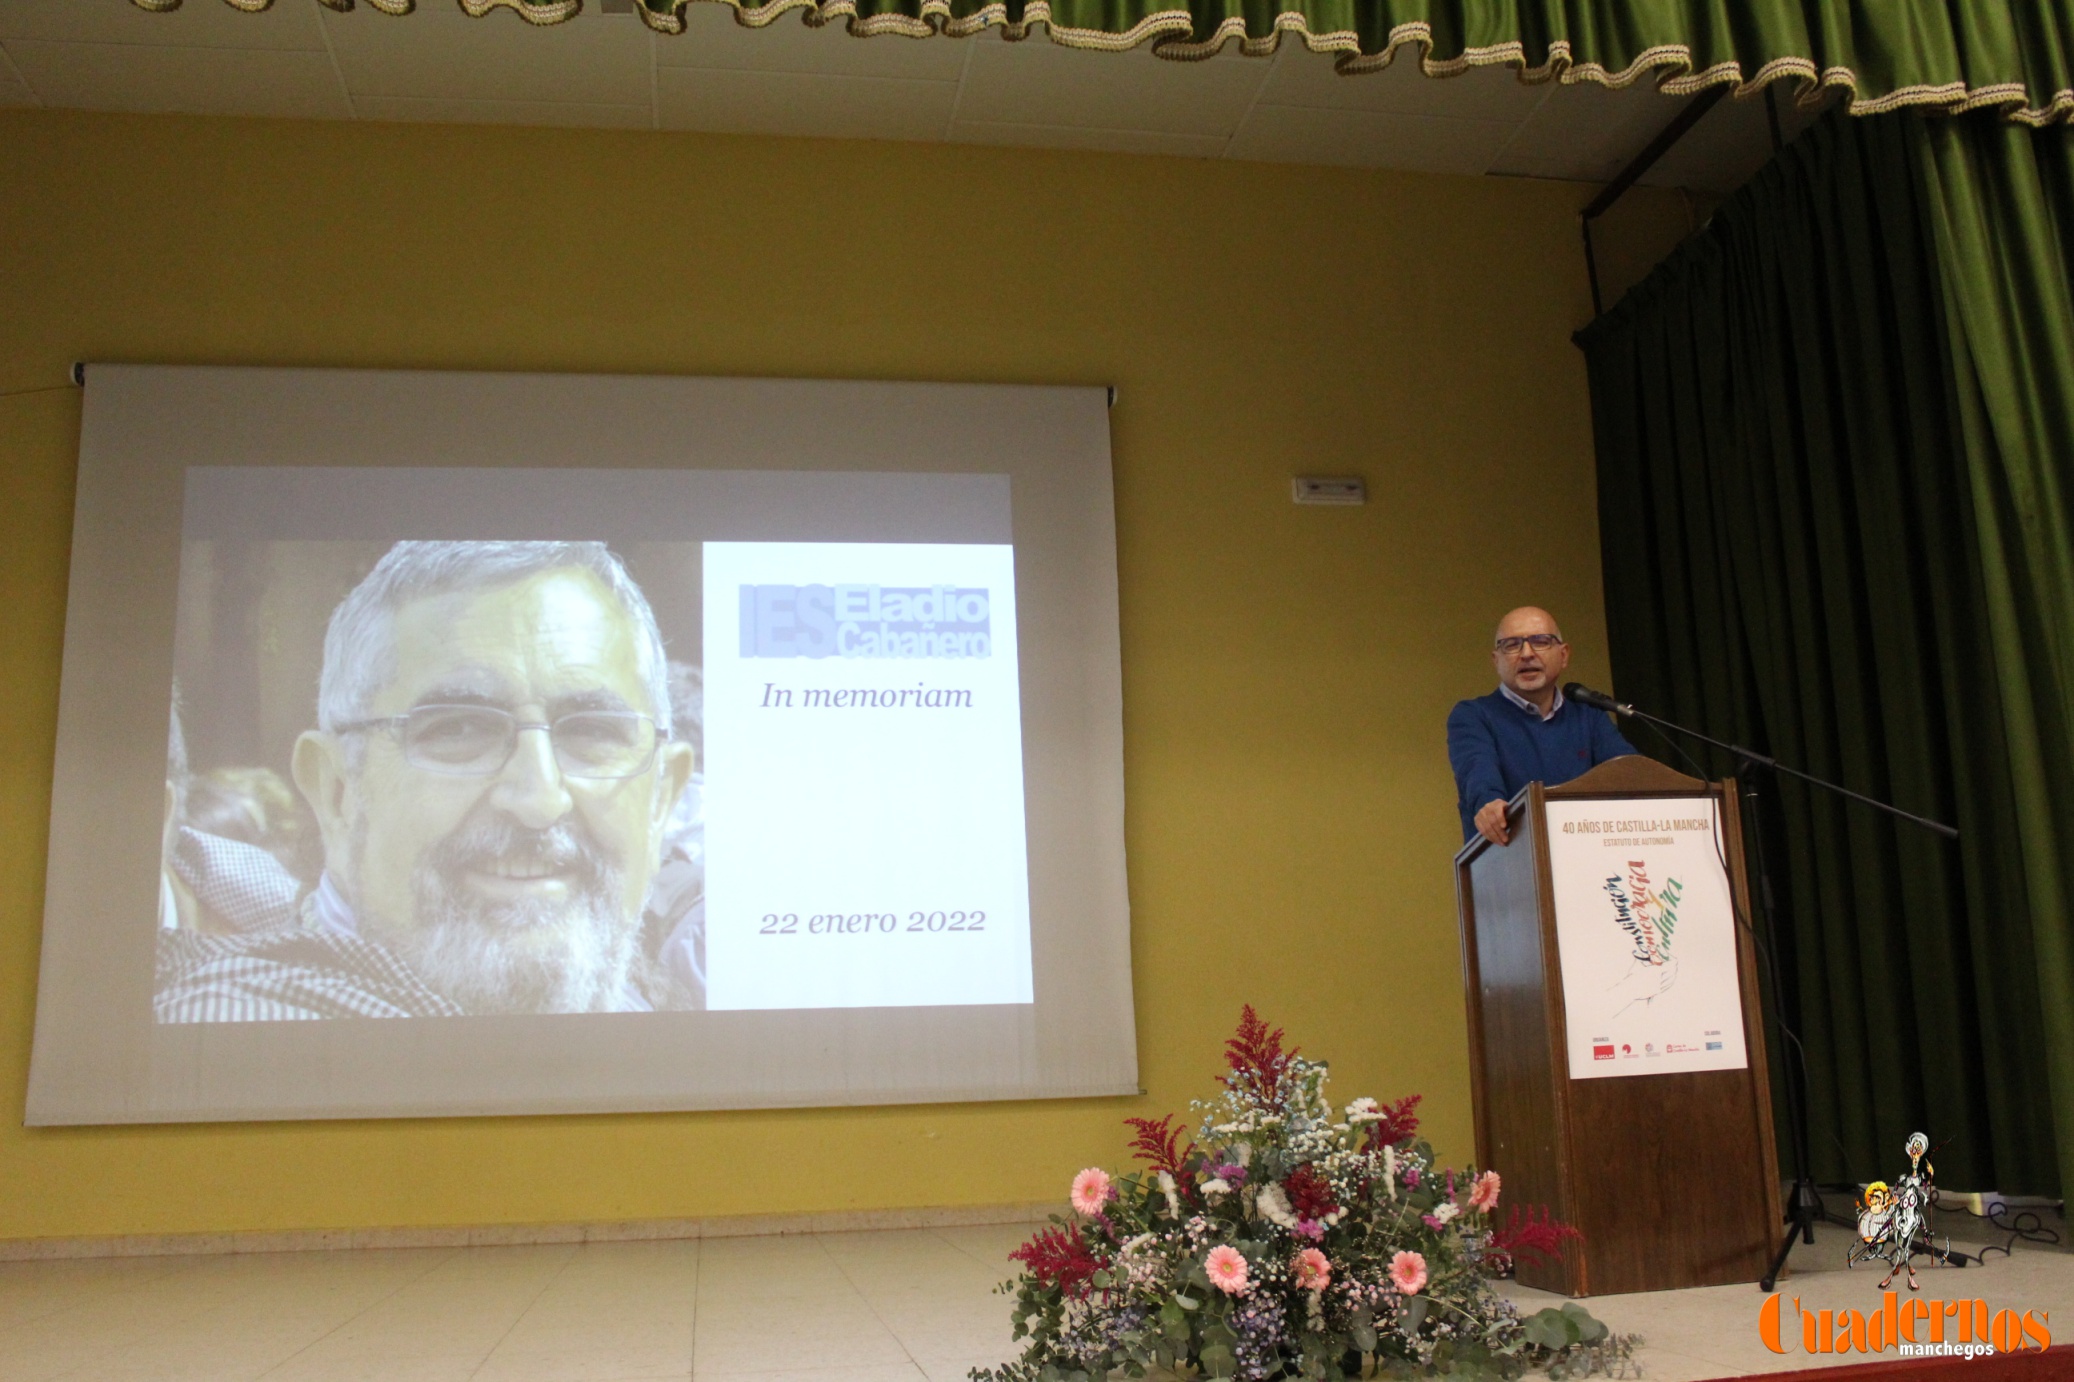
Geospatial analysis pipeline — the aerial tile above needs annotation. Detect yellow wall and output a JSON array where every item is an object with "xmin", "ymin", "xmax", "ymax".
[{"xmin": 0, "ymin": 108, "xmax": 1664, "ymax": 1241}]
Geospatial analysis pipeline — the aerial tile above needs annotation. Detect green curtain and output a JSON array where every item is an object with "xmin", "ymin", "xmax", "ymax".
[
  {"xmin": 1578, "ymin": 108, "xmax": 2074, "ymax": 1198},
  {"xmin": 146, "ymin": 0, "xmax": 2074, "ymax": 124},
  {"xmin": 1914, "ymin": 115, "xmax": 2074, "ymax": 1200}
]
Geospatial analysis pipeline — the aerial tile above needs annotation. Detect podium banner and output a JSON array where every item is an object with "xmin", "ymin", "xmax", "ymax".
[{"xmin": 1545, "ymin": 796, "xmax": 1748, "ymax": 1080}]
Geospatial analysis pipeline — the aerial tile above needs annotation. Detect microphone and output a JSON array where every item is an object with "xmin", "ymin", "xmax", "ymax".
[{"xmin": 1564, "ymin": 682, "xmax": 1635, "ymax": 717}]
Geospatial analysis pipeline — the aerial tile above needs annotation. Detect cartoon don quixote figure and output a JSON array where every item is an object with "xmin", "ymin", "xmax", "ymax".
[{"xmin": 1851, "ymin": 1131, "xmax": 1946, "ymax": 1291}]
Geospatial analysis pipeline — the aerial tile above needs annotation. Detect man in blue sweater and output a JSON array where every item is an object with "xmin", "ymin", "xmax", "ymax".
[{"xmin": 1447, "ymin": 606, "xmax": 1638, "ymax": 846}]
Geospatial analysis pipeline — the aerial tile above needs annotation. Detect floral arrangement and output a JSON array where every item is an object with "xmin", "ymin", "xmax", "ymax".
[{"xmin": 976, "ymin": 1008, "xmax": 1636, "ymax": 1381}]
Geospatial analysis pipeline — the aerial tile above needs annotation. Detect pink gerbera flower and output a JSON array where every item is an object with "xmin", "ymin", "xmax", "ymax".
[
  {"xmin": 1470, "ymin": 1170, "xmax": 1502, "ymax": 1213},
  {"xmin": 1070, "ymin": 1167, "xmax": 1113, "ymax": 1216},
  {"xmin": 1389, "ymin": 1250, "xmax": 1428, "ymax": 1295},
  {"xmin": 1204, "ymin": 1244, "xmax": 1251, "ymax": 1295},
  {"xmin": 1291, "ymin": 1247, "xmax": 1332, "ymax": 1291}
]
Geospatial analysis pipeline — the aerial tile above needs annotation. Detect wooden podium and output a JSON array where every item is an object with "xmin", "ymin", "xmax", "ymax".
[{"xmin": 1453, "ymin": 756, "xmax": 1781, "ymax": 1296}]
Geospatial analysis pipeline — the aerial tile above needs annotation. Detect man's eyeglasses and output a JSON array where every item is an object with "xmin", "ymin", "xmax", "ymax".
[
  {"xmin": 1494, "ymin": 634, "xmax": 1564, "ymax": 655},
  {"xmin": 337, "ymin": 705, "xmax": 661, "ymax": 780}
]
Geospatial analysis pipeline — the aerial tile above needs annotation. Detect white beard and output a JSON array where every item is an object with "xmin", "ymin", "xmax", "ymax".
[{"xmin": 358, "ymin": 809, "xmax": 638, "ymax": 1014}]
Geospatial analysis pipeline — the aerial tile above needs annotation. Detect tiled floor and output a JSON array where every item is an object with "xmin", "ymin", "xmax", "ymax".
[{"xmin": 0, "ymin": 1212, "xmax": 2065, "ymax": 1380}]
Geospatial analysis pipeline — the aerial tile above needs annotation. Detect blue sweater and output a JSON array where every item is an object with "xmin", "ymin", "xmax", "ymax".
[{"xmin": 1446, "ymin": 689, "xmax": 1639, "ymax": 841}]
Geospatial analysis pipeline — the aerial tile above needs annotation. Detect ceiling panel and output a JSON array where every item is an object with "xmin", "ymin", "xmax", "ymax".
[
  {"xmin": 1257, "ymin": 43, "xmax": 1553, "ymax": 123},
  {"xmin": 657, "ymin": 65, "xmax": 957, "ymax": 141},
  {"xmin": 0, "ymin": 44, "xmax": 38, "ymax": 107},
  {"xmin": 4, "ymin": 39, "xmax": 350, "ymax": 119},
  {"xmin": 1487, "ymin": 78, "xmax": 1689, "ymax": 183},
  {"xmin": 1229, "ymin": 102, "xmax": 1519, "ymax": 173},
  {"xmin": 0, "ymin": 3, "xmax": 1794, "ymax": 199},
  {"xmin": 955, "ymin": 38, "xmax": 1266, "ymax": 137},
  {"xmin": 355, "ymin": 93, "xmax": 653, "ymax": 128},
  {"xmin": 1640, "ymin": 86, "xmax": 1834, "ymax": 194},
  {"xmin": 949, "ymin": 119, "xmax": 1228, "ymax": 159},
  {"xmin": 320, "ymin": 3, "xmax": 652, "ymax": 105},
  {"xmin": 0, "ymin": 0, "xmax": 325, "ymax": 50},
  {"xmin": 660, "ymin": 3, "xmax": 967, "ymax": 81},
  {"xmin": 1637, "ymin": 90, "xmax": 1773, "ymax": 194}
]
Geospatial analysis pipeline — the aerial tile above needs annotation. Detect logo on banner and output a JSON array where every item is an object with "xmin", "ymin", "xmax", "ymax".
[
  {"xmin": 1602, "ymin": 858, "xmax": 1685, "ymax": 1017},
  {"xmin": 739, "ymin": 584, "xmax": 992, "ymax": 659}
]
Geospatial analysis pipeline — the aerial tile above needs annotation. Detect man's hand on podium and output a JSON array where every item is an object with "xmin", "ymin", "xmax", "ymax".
[{"xmin": 1475, "ymin": 798, "xmax": 1511, "ymax": 846}]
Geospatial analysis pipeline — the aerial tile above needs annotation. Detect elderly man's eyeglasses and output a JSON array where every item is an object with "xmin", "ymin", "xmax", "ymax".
[
  {"xmin": 1495, "ymin": 634, "xmax": 1564, "ymax": 655},
  {"xmin": 337, "ymin": 705, "xmax": 661, "ymax": 780}
]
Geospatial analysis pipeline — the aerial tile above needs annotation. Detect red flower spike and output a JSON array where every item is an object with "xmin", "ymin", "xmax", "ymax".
[
  {"xmin": 1221, "ymin": 1004, "xmax": 1298, "ymax": 1103},
  {"xmin": 1282, "ymin": 1165, "xmax": 1340, "ymax": 1221},
  {"xmin": 1369, "ymin": 1094, "xmax": 1423, "ymax": 1149},
  {"xmin": 1124, "ymin": 1115, "xmax": 1197, "ymax": 1193},
  {"xmin": 1488, "ymin": 1204, "xmax": 1582, "ymax": 1270},
  {"xmin": 1009, "ymin": 1221, "xmax": 1107, "ymax": 1300}
]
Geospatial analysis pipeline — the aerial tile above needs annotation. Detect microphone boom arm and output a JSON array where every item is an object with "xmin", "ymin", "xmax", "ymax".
[{"xmin": 1568, "ymin": 684, "xmax": 1958, "ymax": 840}]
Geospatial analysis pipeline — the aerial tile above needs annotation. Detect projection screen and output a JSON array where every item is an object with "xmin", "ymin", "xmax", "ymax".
[{"xmin": 25, "ymin": 365, "xmax": 1136, "ymax": 1124}]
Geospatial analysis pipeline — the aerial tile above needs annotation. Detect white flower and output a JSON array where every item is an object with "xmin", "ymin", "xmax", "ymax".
[
  {"xmin": 1380, "ymin": 1145, "xmax": 1397, "ymax": 1193},
  {"xmin": 1255, "ymin": 1182, "xmax": 1299, "ymax": 1230},
  {"xmin": 1429, "ymin": 1201, "xmax": 1459, "ymax": 1225},
  {"xmin": 1232, "ymin": 1142, "xmax": 1254, "ymax": 1167},
  {"xmin": 1157, "ymin": 1170, "xmax": 1181, "ymax": 1218},
  {"xmin": 1345, "ymin": 1097, "xmax": 1380, "ymax": 1122},
  {"xmin": 1116, "ymin": 1232, "xmax": 1163, "ymax": 1285},
  {"xmin": 1201, "ymin": 1178, "xmax": 1232, "ymax": 1199}
]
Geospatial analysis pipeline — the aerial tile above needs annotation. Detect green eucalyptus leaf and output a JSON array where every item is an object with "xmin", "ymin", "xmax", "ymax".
[
  {"xmin": 1522, "ymin": 1307, "xmax": 1581, "ymax": 1350},
  {"xmin": 1174, "ymin": 1293, "xmax": 1200, "ymax": 1310},
  {"xmin": 1352, "ymin": 1323, "xmax": 1378, "ymax": 1352},
  {"xmin": 1198, "ymin": 1341, "xmax": 1236, "ymax": 1378},
  {"xmin": 1559, "ymin": 1302, "xmax": 1609, "ymax": 1343}
]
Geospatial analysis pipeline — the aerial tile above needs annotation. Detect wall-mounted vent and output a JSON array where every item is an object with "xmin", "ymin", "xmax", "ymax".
[{"xmin": 1292, "ymin": 476, "xmax": 1366, "ymax": 506}]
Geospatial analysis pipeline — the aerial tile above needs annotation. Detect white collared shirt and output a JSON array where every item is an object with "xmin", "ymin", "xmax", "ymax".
[{"xmin": 1499, "ymin": 682, "xmax": 1564, "ymax": 722}]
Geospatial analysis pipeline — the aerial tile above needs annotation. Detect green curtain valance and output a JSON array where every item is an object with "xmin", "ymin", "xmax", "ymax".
[{"xmin": 138, "ymin": 0, "xmax": 2074, "ymax": 124}]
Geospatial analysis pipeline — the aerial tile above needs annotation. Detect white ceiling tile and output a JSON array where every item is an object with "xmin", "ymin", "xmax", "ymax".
[
  {"xmin": 3, "ymin": 39, "xmax": 350, "ymax": 118},
  {"xmin": 0, "ymin": 43, "xmax": 40, "ymax": 105},
  {"xmin": 949, "ymin": 119, "xmax": 1226, "ymax": 159},
  {"xmin": 956, "ymin": 39, "xmax": 1266, "ymax": 137},
  {"xmin": 322, "ymin": 3, "xmax": 652, "ymax": 105},
  {"xmin": 355, "ymin": 94, "xmax": 653, "ymax": 129},
  {"xmin": 656, "ymin": 3, "xmax": 965, "ymax": 80},
  {"xmin": 1639, "ymin": 85, "xmax": 1839, "ymax": 194},
  {"xmin": 1227, "ymin": 104, "xmax": 1517, "ymax": 173},
  {"xmin": 1638, "ymin": 90, "xmax": 1774, "ymax": 195},
  {"xmin": 0, "ymin": 0, "xmax": 325, "ymax": 50},
  {"xmin": 1257, "ymin": 42, "xmax": 1551, "ymax": 122},
  {"xmin": 656, "ymin": 66, "xmax": 956, "ymax": 141},
  {"xmin": 1486, "ymin": 79, "xmax": 1687, "ymax": 183}
]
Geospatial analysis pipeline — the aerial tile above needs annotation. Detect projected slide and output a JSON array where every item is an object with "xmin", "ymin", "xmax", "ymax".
[
  {"xmin": 153, "ymin": 477, "xmax": 1032, "ymax": 1023},
  {"xmin": 29, "ymin": 366, "xmax": 1135, "ymax": 1125},
  {"xmin": 704, "ymin": 543, "xmax": 1030, "ymax": 1009}
]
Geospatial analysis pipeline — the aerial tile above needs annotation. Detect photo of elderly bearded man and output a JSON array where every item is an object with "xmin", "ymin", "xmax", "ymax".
[{"xmin": 155, "ymin": 541, "xmax": 696, "ymax": 1021}]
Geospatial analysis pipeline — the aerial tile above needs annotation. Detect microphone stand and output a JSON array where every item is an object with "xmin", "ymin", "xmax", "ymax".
[{"xmin": 1576, "ymin": 691, "xmax": 1964, "ymax": 1290}]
